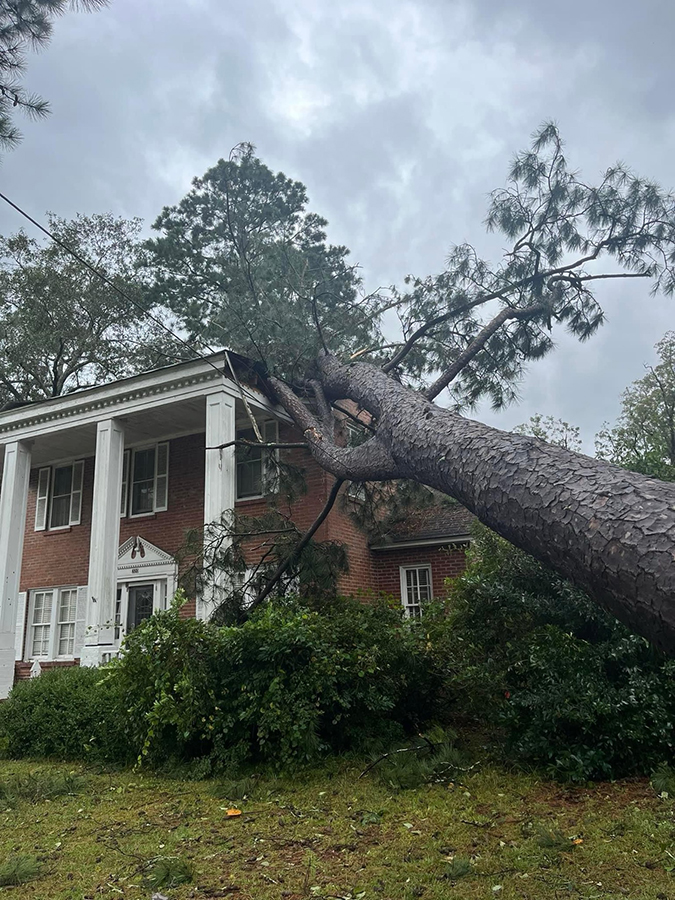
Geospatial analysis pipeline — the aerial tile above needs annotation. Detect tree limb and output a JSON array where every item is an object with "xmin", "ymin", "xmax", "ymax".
[
  {"xmin": 250, "ymin": 476, "xmax": 345, "ymax": 608},
  {"xmin": 424, "ymin": 303, "xmax": 548, "ymax": 401}
]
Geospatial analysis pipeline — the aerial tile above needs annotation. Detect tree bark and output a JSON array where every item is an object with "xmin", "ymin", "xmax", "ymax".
[{"xmin": 270, "ymin": 354, "xmax": 675, "ymax": 655}]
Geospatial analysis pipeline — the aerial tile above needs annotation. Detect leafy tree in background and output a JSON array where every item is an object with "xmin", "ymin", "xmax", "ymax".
[
  {"xmin": 514, "ymin": 414, "xmax": 582, "ymax": 452},
  {"xmin": 596, "ymin": 331, "xmax": 675, "ymax": 481},
  {"xmin": 144, "ymin": 143, "xmax": 381, "ymax": 382},
  {"xmin": 0, "ymin": 0, "xmax": 108, "ymax": 151},
  {"xmin": 0, "ymin": 213, "xmax": 184, "ymax": 404}
]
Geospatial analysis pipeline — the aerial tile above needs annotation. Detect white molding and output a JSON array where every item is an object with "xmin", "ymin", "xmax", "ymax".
[
  {"xmin": 0, "ymin": 353, "xmax": 278, "ymax": 445},
  {"xmin": 370, "ymin": 535, "xmax": 472, "ymax": 551}
]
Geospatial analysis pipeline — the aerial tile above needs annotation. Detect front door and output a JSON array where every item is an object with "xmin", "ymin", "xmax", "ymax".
[{"xmin": 127, "ymin": 584, "xmax": 155, "ymax": 632}]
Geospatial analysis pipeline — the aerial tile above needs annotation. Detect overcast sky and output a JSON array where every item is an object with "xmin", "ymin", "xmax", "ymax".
[{"xmin": 2, "ymin": 0, "xmax": 674, "ymax": 449}]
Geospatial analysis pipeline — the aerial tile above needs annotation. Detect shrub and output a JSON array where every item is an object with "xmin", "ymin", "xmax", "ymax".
[
  {"xmin": 439, "ymin": 525, "xmax": 675, "ymax": 781},
  {"xmin": 1, "ymin": 595, "xmax": 436, "ymax": 770},
  {"xmin": 112, "ymin": 594, "xmax": 436, "ymax": 770},
  {"xmin": 0, "ymin": 665, "xmax": 132, "ymax": 763}
]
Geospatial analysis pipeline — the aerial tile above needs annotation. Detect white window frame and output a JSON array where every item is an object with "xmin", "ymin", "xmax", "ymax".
[
  {"xmin": 123, "ymin": 442, "xmax": 169, "ymax": 518},
  {"xmin": 27, "ymin": 585, "xmax": 79, "ymax": 660},
  {"xmin": 34, "ymin": 459, "xmax": 84, "ymax": 532},
  {"xmin": 235, "ymin": 420, "xmax": 278, "ymax": 501},
  {"xmin": 399, "ymin": 565, "xmax": 433, "ymax": 618}
]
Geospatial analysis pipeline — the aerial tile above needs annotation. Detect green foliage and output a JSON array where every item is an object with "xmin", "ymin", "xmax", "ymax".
[
  {"xmin": 0, "ymin": 213, "xmax": 183, "ymax": 405},
  {"xmin": 514, "ymin": 413, "xmax": 582, "ymax": 451},
  {"xmin": 97, "ymin": 595, "xmax": 435, "ymax": 770},
  {"xmin": 0, "ymin": 0, "xmax": 107, "ymax": 152},
  {"xmin": 144, "ymin": 143, "xmax": 381, "ymax": 381},
  {"xmin": 373, "ymin": 738, "xmax": 466, "ymax": 791},
  {"xmin": 596, "ymin": 331, "xmax": 675, "ymax": 480},
  {"xmin": 390, "ymin": 123, "xmax": 675, "ymax": 408},
  {"xmin": 143, "ymin": 856, "xmax": 194, "ymax": 890},
  {"xmin": 534, "ymin": 825, "xmax": 578, "ymax": 853},
  {"xmin": 0, "ymin": 770, "xmax": 84, "ymax": 807},
  {"xmin": 0, "ymin": 854, "xmax": 42, "ymax": 887},
  {"xmin": 0, "ymin": 665, "xmax": 132, "ymax": 763},
  {"xmin": 439, "ymin": 525, "xmax": 675, "ymax": 781},
  {"xmin": 441, "ymin": 856, "xmax": 473, "ymax": 881},
  {"xmin": 651, "ymin": 763, "xmax": 675, "ymax": 798}
]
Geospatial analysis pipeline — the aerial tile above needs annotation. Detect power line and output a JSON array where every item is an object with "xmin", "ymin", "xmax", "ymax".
[{"xmin": 0, "ymin": 191, "xmax": 226, "ymax": 378}]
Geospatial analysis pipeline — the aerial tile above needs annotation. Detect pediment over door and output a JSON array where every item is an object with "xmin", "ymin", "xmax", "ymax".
[{"xmin": 118, "ymin": 536, "xmax": 177, "ymax": 578}]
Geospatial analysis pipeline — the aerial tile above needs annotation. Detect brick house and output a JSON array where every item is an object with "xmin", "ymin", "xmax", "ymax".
[{"xmin": 0, "ymin": 352, "xmax": 472, "ymax": 698}]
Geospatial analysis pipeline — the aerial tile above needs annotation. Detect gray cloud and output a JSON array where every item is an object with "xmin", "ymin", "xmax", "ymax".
[{"xmin": 1, "ymin": 0, "xmax": 674, "ymax": 449}]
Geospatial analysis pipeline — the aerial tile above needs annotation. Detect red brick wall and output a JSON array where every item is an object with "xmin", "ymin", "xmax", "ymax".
[
  {"xmin": 371, "ymin": 544, "xmax": 468, "ymax": 600},
  {"xmin": 20, "ymin": 433, "xmax": 207, "ymax": 592},
  {"xmin": 234, "ymin": 423, "xmax": 374, "ymax": 594}
]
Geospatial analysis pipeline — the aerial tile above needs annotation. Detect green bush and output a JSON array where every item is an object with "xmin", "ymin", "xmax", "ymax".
[
  {"xmin": 0, "ymin": 665, "xmax": 132, "ymax": 763},
  {"xmin": 1, "ymin": 595, "xmax": 436, "ymax": 770},
  {"xmin": 438, "ymin": 525, "xmax": 675, "ymax": 781},
  {"xmin": 112, "ymin": 594, "xmax": 435, "ymax": 769}
]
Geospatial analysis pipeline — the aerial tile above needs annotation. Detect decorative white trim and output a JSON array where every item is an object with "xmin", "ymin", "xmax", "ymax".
[
  {"xmin": 370, "ymin": 536, "xmax": 472, "ymax": 551},
  {"xmin": 0, "ymin": 353, "xmax": 279, "ymax": 444}
]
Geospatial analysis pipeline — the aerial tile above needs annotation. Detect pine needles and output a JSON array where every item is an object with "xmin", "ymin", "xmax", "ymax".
[
  {"xmin": 0, "ymin": 770, "xmax": 84, "ymax": 807},
  {"xmin": 0, "ymin": 854, "xmax": 42, "ymax": 886},
  {"xmin": 143, "ymin": 856, "xmax": 194, "ymax": 890}
]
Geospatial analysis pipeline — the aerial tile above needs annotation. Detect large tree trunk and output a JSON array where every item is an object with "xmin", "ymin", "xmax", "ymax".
[{"xmin": 271, "ymin": 355, "xmax": 675, "ymax": 654}]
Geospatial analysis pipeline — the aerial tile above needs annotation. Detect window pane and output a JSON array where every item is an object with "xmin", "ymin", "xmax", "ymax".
[
  {"xmin": 58, "ymin": 623, "xmax": 75, "ymax": 656},
  {"xmin": 132, "ymin": 480, "xmax": 155, "ymax": 514},
  {"xmin": 133, "ymin": 448, "xmax": 155, "ymax": 482},
  {"xmin": 50, "ymin": 464, "xmax": 74, "ymax": 528},
  {"xmin": 58, "ymin": 590, "xmax": 77, "ymax": 623},
  {"xmin": 52, "ymin": 465, "xmax": 73, "ymax": 497},
  {"xmin": 50, "ymin": 495, "xmax": 71, "ymax": 528},
  {"xmin": 32, "ymin": 624, "xmax": 50, "ymax": 657},
  {"xmin": 237, "ymin": 459, "xmax": 262, "ymax": 498},
  {"xmin": 32, "ymin": 592, "xmax": 53, "ymax": 625},
  {"xmin": 131, "ymin": 448, "xmax": 156, "ymax": 514}
]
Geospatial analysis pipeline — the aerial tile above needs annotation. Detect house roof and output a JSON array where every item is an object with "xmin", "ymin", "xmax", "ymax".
[{"xmin": 371, "ymin": 502, "xmax": 476, "ymax": 550}]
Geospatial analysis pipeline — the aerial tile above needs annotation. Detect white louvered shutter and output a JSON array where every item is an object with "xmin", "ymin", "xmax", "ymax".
[
  {"xmin": 154, "ymin": 442, "xmax": 169, "ymax": 511},
  {"xmin": 14, "ymin": 591, "xmax": 27, "ymax": 661},
  {"xmin": 120, "ymin": 450, "xmax": 129, "ymax": 517},
  {"xmin": 69, "ymin": 460, "xmax": 84, "ymax": 525},
  {"xmin": 74, "ymin": 586, "xmax": 88, "ymax": 660},
  {"xmin": 35, "ymin": 467, "xmax": 50, "ymax": 531}
]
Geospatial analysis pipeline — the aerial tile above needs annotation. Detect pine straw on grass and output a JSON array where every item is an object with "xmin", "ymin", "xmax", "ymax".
[{"xmin": 0, "ymin": 758, "xmax": 673, "ymax": 899}]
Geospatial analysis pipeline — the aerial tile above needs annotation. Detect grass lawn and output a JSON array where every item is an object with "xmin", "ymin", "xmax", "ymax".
[{"xmin": 0, "ymin": 758, "xmax": 673, "ymax": 899}]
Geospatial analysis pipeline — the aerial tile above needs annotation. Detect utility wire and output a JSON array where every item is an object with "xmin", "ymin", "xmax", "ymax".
[{"xmin": 0, "ymin": 191, "xmax": 226, "ymax": 378}]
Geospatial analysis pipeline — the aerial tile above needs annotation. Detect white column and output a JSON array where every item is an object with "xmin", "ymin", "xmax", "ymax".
[
  {"xmin": 81, "ymin": 419, "xmax": 124, "ymax": 666},
  {"xmin": 200, "ymin": 391, "xmax": 236, "ymax": 619},
  {"xmin": 0, "ymin": 440, "xmax": 31, "ymax": 698}
]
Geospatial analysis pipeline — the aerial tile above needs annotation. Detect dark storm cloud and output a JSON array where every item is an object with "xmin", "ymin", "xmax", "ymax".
[{"xmin": 0, "ymin": 0, "xmax": 673, "ymax": 447}]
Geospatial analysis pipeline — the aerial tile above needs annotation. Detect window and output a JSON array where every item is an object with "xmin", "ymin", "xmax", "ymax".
[
  {"xmin": 400, "ymin": 565, "xmax": 432, "ymax": 618},
  {"xmin": 236, "ymin": 421, "xmax": 278, "ymax": 499},
  {"xmin": 31, "ymin": 591, "xmax": 53, "ymax": 657},
  {"xmin": 121, "ymin": 443, "xmax": 169, "ymax": 517},
  {"xmin": 34, "ymin": 460, "xmax": 84, "ymax": 531},
  {"xmin": 29, "ymin": 587, "xmax": 79, "ymax": 658},
  {"xmin": 57, "ymin": 589, "xmax": 77, "ymax": 656}
]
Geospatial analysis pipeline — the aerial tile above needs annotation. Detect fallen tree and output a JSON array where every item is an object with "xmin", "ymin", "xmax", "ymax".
[
  {"xmin": 153, "ymin": 123, "xmax": 675, "ymax": 650},
  {"xmin": 270, "ymin": 353, "xmax": 675, "ymax": 654}
]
